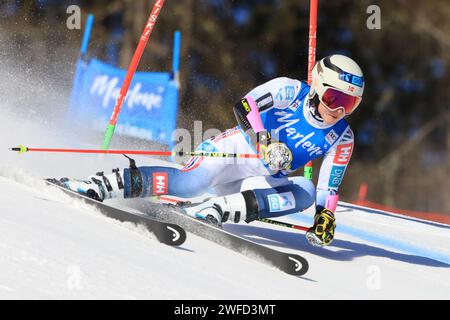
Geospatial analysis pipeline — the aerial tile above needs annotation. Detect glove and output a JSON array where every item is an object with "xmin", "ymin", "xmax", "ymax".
[
  {"xmin": 306, "ymin": 208, "xmax": 336, "ymax": 247},
  {"xmin": 260, "ymin": 142, "xmax": 293, "ymax": 171}
]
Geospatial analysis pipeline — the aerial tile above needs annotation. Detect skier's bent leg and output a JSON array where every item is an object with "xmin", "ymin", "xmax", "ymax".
[
  {"xmin": 54, "ymin": 166, "xmax": 213, "ymax": 201},
  {"xmin": 123, "ymin": 166, "xmax": 213, "ymax": 198},
  {"xmin": 182, "ymin": 177, "xmax": 315, "ymax": 225},
  {"xmin": 253, "ymin": 177, "xmax": 315, "ymax": 219}
]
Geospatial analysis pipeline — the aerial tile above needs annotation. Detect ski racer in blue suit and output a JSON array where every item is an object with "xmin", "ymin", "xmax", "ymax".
[{"xmin": 55, "ymin": 54, "xmax": 365, "ymax": 247}]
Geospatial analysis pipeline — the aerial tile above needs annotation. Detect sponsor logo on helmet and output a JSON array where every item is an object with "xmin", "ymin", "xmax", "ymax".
[{"xmin": 339, "ymin": 72, "xmax": 364, "ymax": 88}]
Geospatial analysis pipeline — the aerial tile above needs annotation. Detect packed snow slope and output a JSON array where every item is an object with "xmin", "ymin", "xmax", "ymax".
[{"xmin": 1, "ymin": 111, "xmax": 449, "ymax": 299}]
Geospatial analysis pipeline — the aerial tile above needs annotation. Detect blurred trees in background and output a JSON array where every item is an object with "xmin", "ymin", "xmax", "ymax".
[{"xmin": 0, "ymin": 0, "xmax": 448, "ymax": 213}]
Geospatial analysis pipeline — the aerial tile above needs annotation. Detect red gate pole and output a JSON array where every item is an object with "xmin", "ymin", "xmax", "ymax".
[
  {"xmin": 102, "ymin": 0, "xmax": 166, "ymax": 150},
  {"xmin": 304, "ymin": 0, "xmax": 318, "ymax": 181}
]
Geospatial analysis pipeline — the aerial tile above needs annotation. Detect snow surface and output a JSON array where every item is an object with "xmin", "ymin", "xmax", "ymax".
[{"xmin": 1, "ymin": 105, "xmax": 449, "ymax": 300}]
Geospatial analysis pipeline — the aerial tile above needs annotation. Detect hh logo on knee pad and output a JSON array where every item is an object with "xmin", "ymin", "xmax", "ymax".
[
  {"xmin": 152, "ymin": 172, "xmax": 168, "ymax": 195},
  {"xmin": 267, "ymin": 192, "xmax": 295, "ymax": 212}
]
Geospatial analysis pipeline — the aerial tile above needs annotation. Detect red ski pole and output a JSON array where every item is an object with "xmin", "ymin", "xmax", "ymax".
[{"xmin": 102, "ymin": 0, "xmax": 165, "ymax": 150}]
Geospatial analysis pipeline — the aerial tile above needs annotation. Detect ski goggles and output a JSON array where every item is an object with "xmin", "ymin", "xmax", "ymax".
[{"xmin": 320, "ymin": 88, "xmax": 362, "ymax": 115}]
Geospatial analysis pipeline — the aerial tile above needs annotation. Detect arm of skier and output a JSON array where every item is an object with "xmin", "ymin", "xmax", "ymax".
[
  {"xmin": 316, "ymin": 126, "xmax": 354, "ymax": 210},
  {"xmin": 233, "ymin": 77, "xmax": 303, "ymax": 133},
  {"xmin": 233, "ymin": 78, "xmax": 302, "ymax": 170},
  {"xmin": 307, "ymin": 127, "xmax": 354, "ymax": 246}
]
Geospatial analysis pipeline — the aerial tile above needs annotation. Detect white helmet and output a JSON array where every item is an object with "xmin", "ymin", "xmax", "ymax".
[{"xmin": 309, "ymin": 54, "xmax": 364, "ymax": 115}]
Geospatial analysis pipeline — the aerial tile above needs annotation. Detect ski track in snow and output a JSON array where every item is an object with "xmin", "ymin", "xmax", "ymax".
[{"xmin": 1, "ymin": 109, "xmax": 449, "ymax": 299}]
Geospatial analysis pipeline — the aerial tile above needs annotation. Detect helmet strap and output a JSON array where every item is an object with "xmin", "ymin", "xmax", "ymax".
[{"xmin": 308, "ymin": 94, "xmax": 323, "ymax": 121}]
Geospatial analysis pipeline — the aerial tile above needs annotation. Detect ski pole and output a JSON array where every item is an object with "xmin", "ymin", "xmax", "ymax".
[
  {"xmin": 10, "ymin": 145, "xmax": 261, "ymax": 159},
  {"xmin": 258, "ymin": 218, "xmax": 309, "ymax": 232},
  {"xmin": 102, "ymin": 0, "xmax": 165, "ymax": 150}
]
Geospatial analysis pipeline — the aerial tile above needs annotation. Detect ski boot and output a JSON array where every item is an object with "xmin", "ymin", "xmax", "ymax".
[
  {"xmin": 46, "ymin": 169, "xmax": 124, "ymax": 202},
  {"xmin": 181, "ymin": 191, "xmax": 260, "ymax": 227}
]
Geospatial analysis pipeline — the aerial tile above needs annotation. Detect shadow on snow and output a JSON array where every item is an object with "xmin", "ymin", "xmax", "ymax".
[{"xmin": 224, "ymin": 224, "xmax": 449, "ymax": 268}]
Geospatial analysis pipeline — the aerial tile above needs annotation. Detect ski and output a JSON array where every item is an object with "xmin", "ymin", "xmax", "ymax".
[
  {"xmin": 143, "ymin": 202, "xmax": 309, "ymax": 276},
  {"xmin": 44, "ymin": 180, "xmax": 186, "ymax": 246},
  {"xmin": 44, "ymin": 180, "xmax": 308, "ymax": 275}
]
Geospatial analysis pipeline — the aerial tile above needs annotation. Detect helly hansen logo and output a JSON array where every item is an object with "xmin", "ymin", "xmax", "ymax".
[
  {"xmin": 334, "ymin": 143, "xmax": 353, "ymax": 165},
  {"xmin": 153, "ymin": 172, "xmax": 168, "ymax": 195}
]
